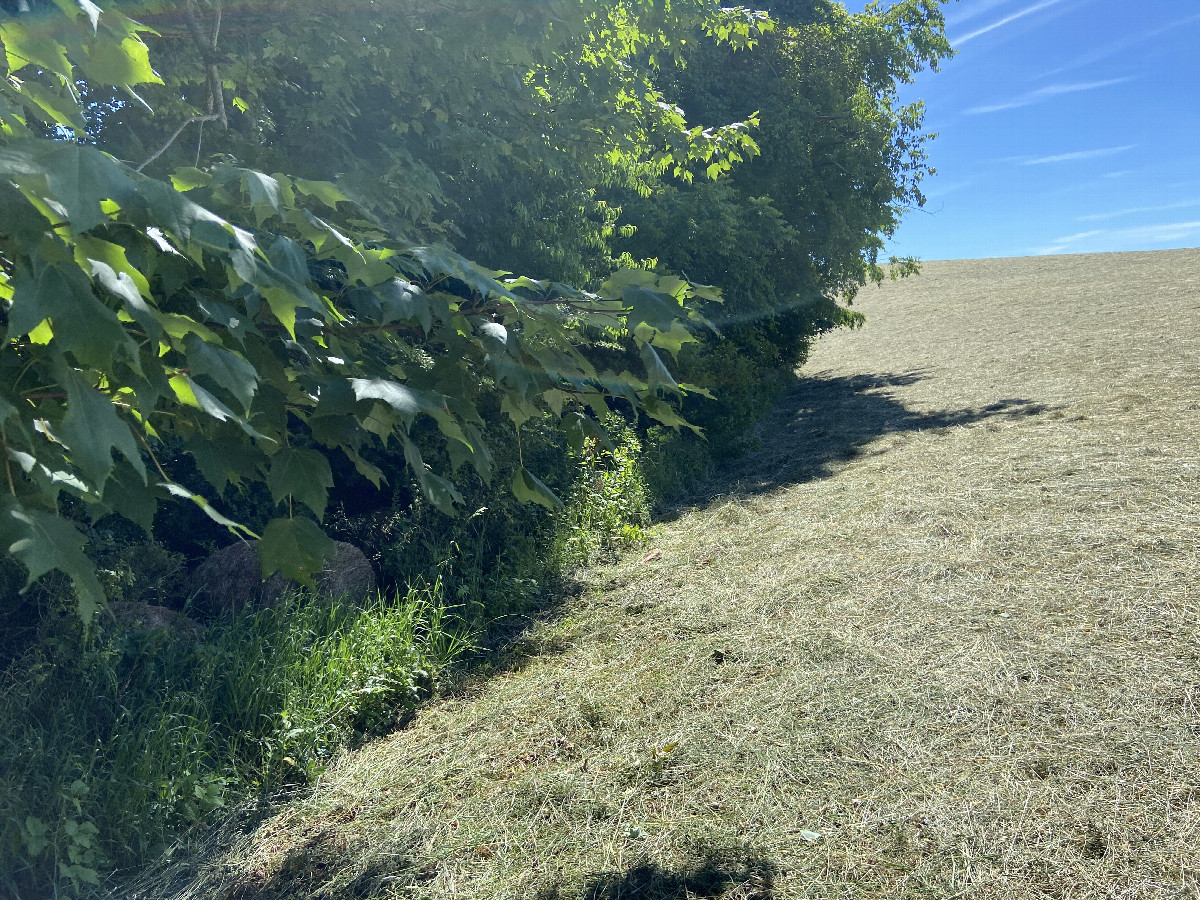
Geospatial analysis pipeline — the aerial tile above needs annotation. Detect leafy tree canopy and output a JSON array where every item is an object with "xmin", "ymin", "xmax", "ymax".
[{"xmin": 0, "ymin": 0, "xmax": 948, "ymax": 618}]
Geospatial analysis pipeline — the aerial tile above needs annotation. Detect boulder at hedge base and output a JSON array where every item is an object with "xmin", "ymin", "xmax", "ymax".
[{"xmin": 191, "ymin": 540, "xmax": 376, "ymax": 617}]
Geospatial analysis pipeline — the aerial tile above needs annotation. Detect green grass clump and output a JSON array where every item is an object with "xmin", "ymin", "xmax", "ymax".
[
  {"xmin": 0, "ymin": 586, "xmax": 468, "ymax": 899},
  {"xmin": 553, "ymin": 420, "xmax": 654, "ymax": 567}
]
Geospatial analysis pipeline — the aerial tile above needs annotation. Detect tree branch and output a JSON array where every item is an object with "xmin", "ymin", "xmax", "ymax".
[
  {"xmin": 136, "ymin": 114, "xmax": 223, "ymax": 172},
  {"xmin": 184, "ymin": 0, "xmax": 228, "ymax": 131}
]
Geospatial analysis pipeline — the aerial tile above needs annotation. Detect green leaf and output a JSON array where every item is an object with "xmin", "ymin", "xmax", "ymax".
[
  {"xmin": 16, "ymin": 80, "xmax": 85, "ymax": 131},
  {"xmin": 446, "ymin": 422, "xmax": 493, "ymax": 483},
  {"xmin": 640, "ymin": 395, "xmax": 696, "ymax": 432},
  {"xmin": 266, "ymin": 447, "xmax": 333, "ymax": 520},
  {"xmin": 0, "ymin": 140, "xmax": 137, "ymax": 236},
  {"xmin": 409, "ymin": 245, "xmax": 516, "ymax": 302},
  {"xmin": 185, "ymin": 432, "xmax": 263, "ymax": 493},
  {"xmin": 599, "ymin": 267, "xmax": 658, "ymax": 301},
  {"xmin": 59, "ymin": 367, "xmax": 145, "ymax": 490},
  {"xmin": 0, "ymin": 180, "xmax": 62, "ymax": 244},
  {"xmin": 624, "ymin": 284, "xmax": 683, "ymax": 335},
  {"xmin": 350, "ymin": 379, "xmax": 447, "ymax": 425},
  {"xmin": 416, "ymin": 468, "xmax": 462, "ymax": 516},
  {"xmin": 265, "ymin": 235, "xmax": 311, "ymax": 288},
  {"xmin": 398, "ymin": 435, "xmax": 461, "ymax": 515},
  {"xmin": 240, "ymin": 169, "xmax": 282, "ymax": 215},
  {"xmin": 23, "ymin": 816, "xmax": 49, "ymax": 858},
  {"xmin": 259, "ymin": 287, "xmax": 302, "ymax": 339},
  {"xmin": 2, "ymin": 500, "xmax": 105, "ymax": 620},
  {"xmin": 377, "ymin": 278, "xmax": 432, "ymax": 331},
  {"xmin": 342, "ymin": 444, "xmax": 386, "ymax": 488},
  {"xmin": 642, "ymin": 320, "xmax": 699, "ymax": 359},
  {"xmin": 293, "ymin": 178, "xmax": 349, "ymax": 209},
  {"xmin": 154, "ymin": 312, "xmax": 220, "ymax": 345},
  {"xmin": 512, "ymin": 467, "xmax": 562, "ymax": 510},
  {"xmin": 52, "ymin": 0, "xmax": 101, "ymax": 30},
  {"xmin": 500, "ymin": 393, "xmax": 540, "ymax": 428},
  {"xmin": 76, "ymin": 35, "xmax": 161, "ymax": 89},
  {"xmin": 170, "ymin": 374, "xmax": 226, "ymax": 420},
  {"xmin": 258, "ymin": 517, "xmax": 336, "ymax": 588},
  {"xmin": 76, "ymin": 235, "xmax": 151, "ymax": 299},
  {"xmin": 161, "ymin": 482, "xmax": 255, "ymax": 536},
  {"xmin": 688, "ymin": 281, "xmax": 724, "ymax": 305},
  {"xmin": 194, "ymin": 297, "xmax": 258, "ymax": 347},
  {"xmin": 131, "ymin": 177, "xmax": 229, "ymax": 247},
  {"xmin": 7, "ymin": 446, "xmax": 91, "ymax": 501},
  {"xmin": 0, "ymin": 22, "xmax": 72, "ymax": 81},
  {"xmin": 88, "ymin": 258, "xmax": 144, "ymax": 309},
  {"xmin": 169, "ymin": 167, "xmax": 212, "ymax": 192},
  {"xmin": 477, "ymin": 320, "xmax": 509, "ymax": 353},
  {"xmin": 563, "ymin": 411, "xmax": 613, "ymax": 454},
  {"xmin": 103, "ymin": 458, "xmax": 157, "ymax": 534},
  {"xmin": 183, "ymin": 333, "xmax": 259, "ymax": 414},
  {"xmin": 8, "ymin": 260, "xmax": 135, "ymax": 371},
  {"xmin": 640, "ymin": 343, "xmax": 680, "ymax": 393}
]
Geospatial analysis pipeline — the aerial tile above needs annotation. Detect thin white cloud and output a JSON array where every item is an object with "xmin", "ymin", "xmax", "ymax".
[
  {"xmin": 1039, "ymin": 13, "xmax": 1200, "ymax": 78},
  {"xmin": 966, "ymin": 77, "xmax": 1132, "ymax": 114},
  {"xmin": 951, "ymin": 0, "xmax": 1066, "ymax": 45},
  {"xmin": 1102, "ymin": 171, "xmax": 1132, "ymax": 179},
  {"xmin": 1023, "ymin": 145, "xmax": 1135, "ymax": 165},
  {"xmin": 1080, "ymin": 200, "xmax": 1200, "ymax": 222},
  {"xmin": 1033, "ymin": 220, "xmax": 1200, "ymax": 255},
  {"xmin": 945, "ymin": 0, "xmax": 1012, "ymax": 30}
]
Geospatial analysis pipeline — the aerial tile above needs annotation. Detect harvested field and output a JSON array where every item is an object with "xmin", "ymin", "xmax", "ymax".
[{"xmin": 122, "ymin": 248, "xmax": 1200, "ymax": 900}]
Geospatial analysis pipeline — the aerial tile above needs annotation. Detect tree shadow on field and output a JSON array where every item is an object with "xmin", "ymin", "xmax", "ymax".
[
  {"xmin": 684, "ymin": 369, "xmax": 1049, "ymax": 506},
  {"xmin": 534, "ymin": 847, "xmax": 776, "ymax": 900}
]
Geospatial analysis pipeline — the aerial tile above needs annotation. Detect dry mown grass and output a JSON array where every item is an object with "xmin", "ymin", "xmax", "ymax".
[{"xmin": 121, "ymin": 249, "xmax": 1200, "ymax": 900}]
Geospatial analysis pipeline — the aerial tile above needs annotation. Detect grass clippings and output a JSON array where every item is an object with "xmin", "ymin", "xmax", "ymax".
[{"xmin": 118, "ymin": 249, "xmax": 1200, "ymax": 900}]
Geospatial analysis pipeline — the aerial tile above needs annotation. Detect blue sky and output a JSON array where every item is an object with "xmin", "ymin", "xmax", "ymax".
[{"xmin": 852, "ymin": 0, "xmax": 1200, "ymax": 260}]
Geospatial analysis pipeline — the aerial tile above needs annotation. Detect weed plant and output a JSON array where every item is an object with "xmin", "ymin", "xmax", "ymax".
[
  {"xmin": 554, "ymin": 419, "xmax": 654, "ymax": 567},
  {"xmin": 0, "ymin": 586, "xmax": 468, "ymax": 899}
]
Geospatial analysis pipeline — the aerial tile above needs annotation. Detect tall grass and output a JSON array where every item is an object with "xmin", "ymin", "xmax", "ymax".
[{"xmin": 0, "ymin": 586, "xmax": 469, "ymax": 899}]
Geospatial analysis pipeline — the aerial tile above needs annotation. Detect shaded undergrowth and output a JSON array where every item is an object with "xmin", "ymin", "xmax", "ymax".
[{"xmin": 0, "ymin": 588, "xmax": 468, "ymax": 899}]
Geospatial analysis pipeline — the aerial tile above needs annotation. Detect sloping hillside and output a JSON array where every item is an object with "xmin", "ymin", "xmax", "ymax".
[{"xmin": 122, "ymin": 249, "xmax": 1200, "ymax": 900}]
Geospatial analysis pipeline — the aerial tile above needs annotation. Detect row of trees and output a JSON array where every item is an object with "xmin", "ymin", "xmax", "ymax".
[{"xmin": 0, "ymin": 0, "xmax": 950, "ymax": 619}]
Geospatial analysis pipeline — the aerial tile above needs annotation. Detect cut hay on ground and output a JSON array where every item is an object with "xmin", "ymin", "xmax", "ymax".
[{"xmin": 119, "ymin": 249, "xmax": 1200, "ymax": 900}]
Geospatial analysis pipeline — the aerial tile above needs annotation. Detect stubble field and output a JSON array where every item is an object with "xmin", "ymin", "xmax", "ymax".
[{"xmin": 122, "ymin": 248, "xmax": 1200, "ymax": 900}]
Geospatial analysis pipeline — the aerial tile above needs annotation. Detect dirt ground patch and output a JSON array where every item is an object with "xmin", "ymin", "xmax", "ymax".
[{"xmin": 120, "ymin": 249, "xmax": 1200, "ymax": 900}]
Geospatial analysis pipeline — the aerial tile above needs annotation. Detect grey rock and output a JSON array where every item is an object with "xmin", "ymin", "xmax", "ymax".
[
  {"xmin": 191, "ymin": 540, "xmax": 376, "ymax": 616},
  {"xmin": 108, "ymin": 601, "xmax": 204, "ymax": 639}
]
